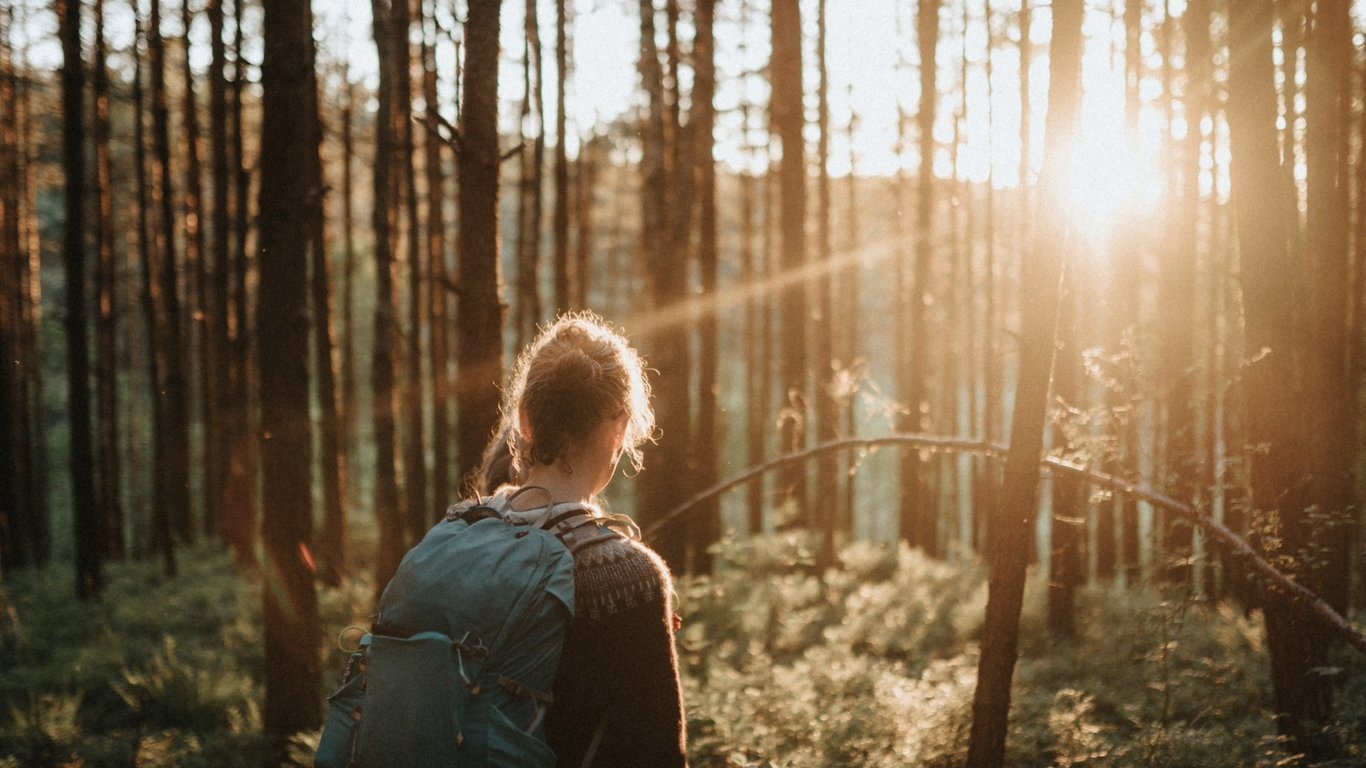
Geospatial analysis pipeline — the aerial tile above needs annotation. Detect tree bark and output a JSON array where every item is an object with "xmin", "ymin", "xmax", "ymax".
[
  {"xmin": 150, "ymin": 0, "xmax": 194, "ymax": 545},
  {"xmin": 306, "ymin": 2, "xmax": 347, "ymax": 586},
  {"xmin": 770, "ymin": 0, "xmax": 807, "ymax": 518},
  {"xmin": 371, "ymin": 0, "xmax": 407, "ymax": 592},
  {"xmin": 60, "ymin": 0, "xmax": 104, "ymax": 599},
  {"xmin": 94, "ymin": 0, "xmax": 125, "ymax": 563},
  {"xmin": 553, "ymin": 0, "xmax": 572, "ymax": 312},
  {"xmin": 965, "ymin": 0, "xmax": 1081, "ymax": 762},
  {"xmin": 692, "ymin": 0, "xmax": 720, "ymax": 574},
  {"xmin": 455, "ymin": 0, "xmax": 505, "ymax": 495},
  {"xmin": 422, "ymin": 6, "xmax": 450, "ymax": 508},
  {"xmin": 515, "ymin": 0, "xmax": 544, "ymax": 349},
  {"xmin": 258, "ymin": 0, "xmax": 322, "ymax": 736},
  {"xmin": 813, "ymin": 0, "xmax": 838, "ymax": 570},
  {"xmin": 182, "ymin": 0, "xmax": 213, "ymax": 541},
  {"xmin": 207, "ymin": 0, "xmax": 230, "ymax": 544}
]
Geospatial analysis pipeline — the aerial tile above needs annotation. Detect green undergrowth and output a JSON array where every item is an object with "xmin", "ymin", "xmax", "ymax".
[{"xmin": 2, "ymin": 537, "xmax": 1363, "ymax": 766}]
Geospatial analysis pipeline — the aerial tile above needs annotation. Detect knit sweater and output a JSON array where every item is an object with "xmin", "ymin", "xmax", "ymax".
[{"xmin": 546, "ymin": 534, "xmax": 688, "ymax": 768}]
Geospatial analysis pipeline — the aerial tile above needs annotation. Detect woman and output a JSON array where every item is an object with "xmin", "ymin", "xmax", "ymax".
[{"xmin": 489, "ymin": 312, "xmax": 688, "ymax": 768}]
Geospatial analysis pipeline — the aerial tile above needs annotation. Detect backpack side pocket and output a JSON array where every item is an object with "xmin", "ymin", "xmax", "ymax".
[{"xmin": 315, "ymin": 655, "xmax": 366, "ymax": 768}]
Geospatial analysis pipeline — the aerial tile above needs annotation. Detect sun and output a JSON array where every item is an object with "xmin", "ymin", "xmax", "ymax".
[{"xmin": 1061, "ymin": 129, "xmax": 1165, "ymax": 244}]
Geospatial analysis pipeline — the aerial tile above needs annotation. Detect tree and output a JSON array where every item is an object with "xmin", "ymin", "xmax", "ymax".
[
  {"xmin": 552, "ymin": 0, "xmax": 572, "ymax": 311},
  {"xmin": 257, "ymin": 0, "xmax": 321, "ymax": 736},
  {"xmin": 59, "ymin": 0, "xmax": 104, "ymax": 599},
  {"xmin": 150, "ymin": 0, "xmax": 194, "ymax": 545},
  {"xmin": 692, "ymin": 0, "xmax": 721, "ymax": 573},
  {"xmin": 636, "ymin": 0, "xmax": 691, "ymax": 570},
  {"xmin": 207, "ymin": 0, "xmax": 230, "ymax": 543},
  {"xmin": 514, "ymin": 0, "xmax": 545, "ymax": 348},
  {"xmin": 94, "ymin": 0, "xmax": 125, "ymax": 562},
  {"xmin": 422, "ymin": 3, "xmax": 451, "ymax": 508},
  {"xmin": 813, "ymin": 0, "xmax": 838, "ymax": 570},
  {"xmin": 455, "ymin": 0, "xmax": 505, "ymax": 493},
  {"xmin": 903, "ymin": 0, "xmax": 940, "ymax": 556},
  {"xmin": 306, "ymin": 2, "xmax": 347, "ymax": 585},
  {"xmin": 965, "ymin": 0, "xmax": 1082, "ymax": 761},
  {"xmin": 181, "ymin": 0, "xmax": 211, "ymax": 541},
  {"xmin": 371, "ymin": 0, "xmax": 407, "ymax": 592},
  {"xmin": 770, "ymin": 0, "xmax": 807, "ymax": 519}
]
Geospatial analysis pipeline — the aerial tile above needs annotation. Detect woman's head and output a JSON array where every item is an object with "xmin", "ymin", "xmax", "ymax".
[{"xmin": 504, "ymin": 312, "xmax": 655, "ymax": 477}]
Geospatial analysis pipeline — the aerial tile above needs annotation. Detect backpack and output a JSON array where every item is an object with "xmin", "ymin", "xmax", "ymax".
[{"xmin": 315, "ymin": 490, "xmax": 630, "ymax": 768}]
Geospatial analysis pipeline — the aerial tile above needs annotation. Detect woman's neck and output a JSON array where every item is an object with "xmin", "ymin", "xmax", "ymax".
[{"xmin": 514, "ymin": 462, "xmax": 596, "ymax": 509}]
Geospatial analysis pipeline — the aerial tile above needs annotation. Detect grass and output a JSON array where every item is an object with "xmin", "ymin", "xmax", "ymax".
[{"xmin": 2, "ymin": 536, "xmax": 1363, "ymax": 766}]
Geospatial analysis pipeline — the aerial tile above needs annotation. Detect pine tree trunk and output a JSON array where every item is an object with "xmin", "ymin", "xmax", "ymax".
[
  {"xmin": 0, "ymin": 6, "xmax": 22, "ymax": 570},
  {"xmin": 692, "ymin": 0, "xmax": 720, "ymax": 574},
  {"xmin": 150, "ymin": 0, "xmax": 194, "ymax": 545},
  {"xmin": 636, "ymin": 0, "xmax": 690, "ymax": 570},
  {"xmin": 422, "ymin": 8, "xmax": 450, "ymax": 508},
  {"xmin": 94, "ymin": 0, "xmax": 125, "ymax": 562},
  {"xmin": 258, "ymin": 0, "xmax": 321, "ymax": 735},
  {"xmin": 771, "ymin": 0, "xmax": 806, "ymax": 518},
  {"xmin": 455, "ymin": 0, "xmax": 505, "ymax": 495},
  {"xmin": 181, "ymin": 0, "xmax": 213, "ymax": 541},
  {"xmin": 371, "ymin": 0, "xmax": 407, "ymax": 592},
  {"xmin": 134, "ymin": 9, "xmax": 177, "ymax": 577},
  {"xmin": 207, "ymin": 0, "xmax": 230, "ymax": 543},
  {"xmin": 515, "ymin": 0, "xmax": 543, "ymax": 349},
  {"xmin": 553, "ymin": 0, "xmax": 572, "ymax": 312},
  {"xmin": 395, "ymin": 0, "xmax": 429, "ymax": 539},
  {"xmin": 60, "ymin": 0, "xmax": 104, "ymax": 598},
  {"xmin": 306, "ymin": 4, "xmax": 347, "ymax": 586},
  {"xmin": 813, "ymin": 0, "xmax": 837, "ymax": 570},
  {"xmin": 965, "ymin": 0, "xmax": 1081, "ymax": 761}
]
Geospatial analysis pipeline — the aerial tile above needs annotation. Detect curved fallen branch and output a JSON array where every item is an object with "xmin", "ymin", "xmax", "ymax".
[{"xmin": 644, "ymin": 434, "xmax": 1366, "ymax": 657}]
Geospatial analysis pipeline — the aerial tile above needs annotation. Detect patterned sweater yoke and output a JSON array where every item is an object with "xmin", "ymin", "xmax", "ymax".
[{"xmin": 572, "ymin": 534, "xmax": 672, "ymax": 621}]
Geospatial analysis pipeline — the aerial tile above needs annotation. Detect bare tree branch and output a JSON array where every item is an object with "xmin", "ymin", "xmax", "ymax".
[{"xmin": 643, "ymin": 433, "xmax": 1366, "ymax": 657}]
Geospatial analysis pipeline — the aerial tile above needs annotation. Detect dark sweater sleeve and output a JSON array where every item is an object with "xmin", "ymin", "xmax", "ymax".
[{"xmin": 548, "ymin": 540, "xmax": 687, "ymax": 768}]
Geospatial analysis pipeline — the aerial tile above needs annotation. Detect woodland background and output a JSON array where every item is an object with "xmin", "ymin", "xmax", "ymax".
[{"xmin": 2, "ymin": 0, "xmax": 1366, "ymax": 765}]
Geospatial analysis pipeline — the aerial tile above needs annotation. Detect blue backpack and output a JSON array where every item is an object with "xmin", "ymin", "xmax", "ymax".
[{"xmin": 315, "ymin": 491, "xmax": 627, "ymax": 768}]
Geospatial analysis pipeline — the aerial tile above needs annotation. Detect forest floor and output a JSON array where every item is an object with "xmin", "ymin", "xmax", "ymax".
[{"xmin": 2, "ymin": 536, "xmax": 1364, "ymax": 767}]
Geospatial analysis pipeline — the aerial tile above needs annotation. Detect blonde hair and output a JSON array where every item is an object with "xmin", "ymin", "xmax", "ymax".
[{"xmin": 503, "ymin": 312, "xmax": 655, "ymax": 474}]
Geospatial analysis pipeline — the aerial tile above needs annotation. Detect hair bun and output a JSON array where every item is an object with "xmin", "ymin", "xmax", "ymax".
[{"xmin": 550, "ymin": 347, "xmax": 603, "ymax": 383}]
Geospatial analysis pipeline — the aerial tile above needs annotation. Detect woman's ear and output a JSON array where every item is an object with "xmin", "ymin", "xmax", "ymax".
[{"xmin": 519, "ymin": 408, "xmax": 534, "ymax": 443}]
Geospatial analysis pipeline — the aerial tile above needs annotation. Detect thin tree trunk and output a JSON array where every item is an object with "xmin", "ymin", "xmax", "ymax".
[
  {"xmin": 515, "ymin": 0, "xmax": 544, "ymax": 348},
  {"xmin": 151, "ymin": 0, "xmax": 194, "ymax": 545},
  {"xmin": 692, "ymin": 0, "xmax": 720, "ymax": 574},
  {"xmin": 905, "ymin": 0, "xmax": 940, "ymax": 556},
  {"xmin": 771, "ymin": 0, "xmax": 807, "ymax": 517},
  {"xmin": 305, "ymin": 2, "xmax": 346, "ymax": 586},
  {"xmin": 341, "ymin": 71, "xmax": 358, "ymax": 480},
  {"xmin": 94, "ymin": 0, "xmax": 125, "ymax": 562},
  {"xmin": 0, "ymin": 5, "xmax": 23, "ymax": 570},
  {"xmin": 394, "ymin": 0, "xmax": 429, "ymax": 539},
  {"xmin": 965, "ymin": 0, "xmax": 1082, "ymax": 761},
  {"xmin": 422, "ymin": 7, "xmax": 450, "ymax": 508},
  {"xmin": 455, "ymin": 0, "xmax": 505, "ymax": 496},
  {"xmin": 60, "ymin": 0, "xmax": 104, "ymax": 599},
  {"xmin": 813, "ymin": 0, "xmax": 837, "ymax": 570},
  {"xmin": 180, "ymin": 0, "xmax": 212, "ymax": 542},
  {"xmin": 134, "ymin": 8, "xmax": 177, "ymax": 577},
  {"xmin": 207, "ymin": 0, "xmax": 230, "ymax": 544},
  {"xmin": 553, "ymin": 0, "xmax": 572, "ymax": 312},
  {"xmin": 258, "ymin": 0, "xmax": 321, "ymax": 735},
  {"xmin": 371, "ymin": 0, "xmax": 407, "ymax": 592}
]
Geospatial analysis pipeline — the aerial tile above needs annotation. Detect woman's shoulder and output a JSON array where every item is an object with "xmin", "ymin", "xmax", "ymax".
[{"xmin": 572, "ymin": 532, "xmax": 673, "ymax": 621}]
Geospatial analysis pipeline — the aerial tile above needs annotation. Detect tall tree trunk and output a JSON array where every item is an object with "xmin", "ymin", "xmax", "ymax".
[
  {"xmin": 515, "ymin": 0, "xmax": 544, "ymax": 348},
  {"xmin": 1228, "ymin": 0, "xmax": 1331, "ymax": 756},
  {"xmin": 150, "ymin": 0, "xmax": 194, "ymax": 545},
  {"xmin": 422, "ymin": 7, "xmax": 450, "ymax": 508},
  {"xmin": 341, "ymin": 71, "xmax": 358, "ymax": 481},
  {"xmin": 771, "ymin": 0, "xmax": 806, "ymax": 518},
  {"xmin": 60, "ymin": 0, "xmax": 104, "ymax": 599},
  {"xmin": 134, "ymin": 8, "xmax": 177, "ymax": 577},
  {"xmin": 208, "ymin": 0, "xmax": 230, "ymax": 543},
  {"xmin": 840, "ymin": 92, "xmax": 860, "ymax": 541},
  {"xmin": 371, "ymin": 0, "xmax": 407, "ymax": 592},
  {"xmin": 306, "ymin": 2, "xmax": 347, "ymax": 586},
  {"xmin": 222, "ymin": 0, "xmax": 258, "ymax": 569},
  {"xmin": 182, "ymin": 0, "xmax": 213, "ymax": 541},
  {"xmin": 692, "ymin": 0, "xmax": 720, "ymax": 574},
  {"xmin": 258, "ymin": 0, "xmax": 321, "ymax": 735},
  {"xmin": 0, "ymin": 5, "xmax": 24, "ymax": 570},
  {"xmin": 904, "ymin": 0, "xmax": 940, "ymax": 555},
  {"xmin": 395, "ymin": 0, "xmax": 429, "ymax": 539},
  {"xmin": 635, "ymin": 0, "xmax": 690, "ymax": 569},
  {"xmin": 1048, "ymin": 271, "xmax": 1084, "ymax": 637},
  {"xmin": 813, "ymin": 0, "xmax": 837, "ymax": 570},
  {"xmin": 455, "ymin": 0, "xmax": 505, "ymax": 496},
  {"xmin": 94, "ymin": 0, "xmax": 125, "ymax": 562},
  {"xmin": 965, "ymin": 0, "xmax": 1082, "ymax": 761},
  {"xmin": 553, "ymin": 0, "xmax": 572, "ymax": 312}
]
